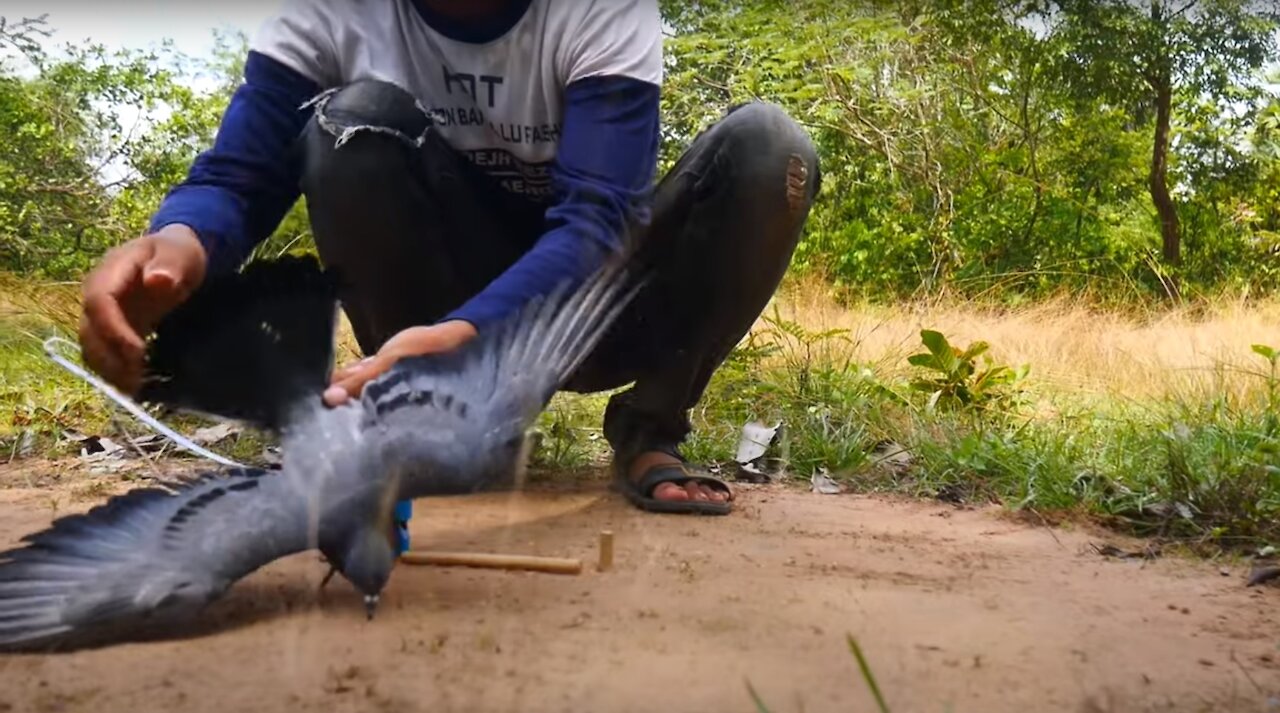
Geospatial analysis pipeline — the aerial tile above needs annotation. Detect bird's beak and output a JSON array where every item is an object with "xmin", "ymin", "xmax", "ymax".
[{"xmin": 364, "ymin": 594, "xmax": 380, "ymax": 621}]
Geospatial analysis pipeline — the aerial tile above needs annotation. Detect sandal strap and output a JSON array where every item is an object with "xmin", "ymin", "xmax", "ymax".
[{"xmin": 633, "ymin": 463, "xmax": 733, "ymax": 500}]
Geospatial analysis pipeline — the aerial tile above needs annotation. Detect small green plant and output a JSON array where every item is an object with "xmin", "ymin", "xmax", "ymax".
[
  {"xmin": 908, "ymin": 330, "xmax": 1026, "ymax": 412},
  {"xmin": 745, "ymin": 634, "xmax": 891, "ymax": 713},
  {"xmin": 528, "ymin": 393, "xmax": 610, "ymax": 471},
  {"xmin": 758, "ymin": 306, "xmax": 853, "ymax": 399},
  {"xmin": 1252, "ymin": 343, "xmax": 1278, "ymax": 435}
]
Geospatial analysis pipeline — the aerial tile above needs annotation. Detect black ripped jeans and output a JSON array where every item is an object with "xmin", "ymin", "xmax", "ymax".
[{"xmin": 300, "ymin": 80, "xmax": 820, "ymax": 463}]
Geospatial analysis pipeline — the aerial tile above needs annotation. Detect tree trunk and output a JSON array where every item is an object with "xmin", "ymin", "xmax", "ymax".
[{"xmin": 1148, "ymin": 74, "xmax": 1181, "ymax": 266}]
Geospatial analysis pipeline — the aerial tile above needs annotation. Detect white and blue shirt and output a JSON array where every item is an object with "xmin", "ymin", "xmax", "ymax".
[{"xmin": 150, "ymin": 0, "xmax": 663, "ymax": 329}]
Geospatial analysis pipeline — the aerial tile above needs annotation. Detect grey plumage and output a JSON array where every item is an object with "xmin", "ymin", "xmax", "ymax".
[
  {"xmin": 0, "ymin": 257, "xmax": 635, "ymax": 651},
  {"xmin": 0, "ymin": 468, "xmax": 314, "ymax": 649},
  {"xmin": 365, "ymin": 261, "xmax": 633, "ymax": 499}
]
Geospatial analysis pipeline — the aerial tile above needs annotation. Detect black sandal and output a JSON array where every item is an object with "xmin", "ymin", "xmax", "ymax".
[{"xmin": 613, "ymin": 448, "xmax": 734, "ymax": 515}]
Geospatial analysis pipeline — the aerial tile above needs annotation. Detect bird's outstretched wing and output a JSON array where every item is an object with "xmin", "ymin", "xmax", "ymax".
[
  {"xmin": 362, "ymin": 259, "xmax": 639, "ymax": 498},
  {"xmin": 0, "ymin": 467, "xmax": 316, "ymax": 651},
  {"xmin": 137, "ymin": 255, "xmax": 340, "ymax": 431}
]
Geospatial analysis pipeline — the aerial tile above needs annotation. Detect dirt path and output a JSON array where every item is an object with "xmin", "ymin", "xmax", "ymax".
[{"xmin": 0, "ymin": 470, "xmax": 1276, "ymax": 713}]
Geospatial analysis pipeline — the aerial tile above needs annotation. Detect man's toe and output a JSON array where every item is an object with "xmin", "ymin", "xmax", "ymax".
[
  {"xmin": 653, "ymin": 481, "xmax": 691, "ymax": 502},
  {"xmin": 685, "ymin": 481, "xmax": 710, "ymax": 501}
]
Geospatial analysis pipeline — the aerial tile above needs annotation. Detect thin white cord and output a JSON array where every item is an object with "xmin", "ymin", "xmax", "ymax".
[{"xmin": 42, "ymin": 336, "xmax": 247, "ymax": 468}]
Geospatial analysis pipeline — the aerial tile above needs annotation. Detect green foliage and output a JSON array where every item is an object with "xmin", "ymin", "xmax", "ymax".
[
  {"xmin": 907, "ymin": 330, "xmax": 1027, "ymax": 411},
  {"xmin": 1251, "ymin": 342, "xmax": 1278, "ymax": 435},
  {"xmin": 0, "ymin": 8, "xmax": 1278, "ymax": 300},
  {"xmin": 679, "ymin": 308, "xmax": 901, "ymax": 478},
  {"xmin": 527, "ymin": 393, "xmax": 613, "ymax": 472},
  {"xmin": 0, "ymin": 18, "xmax": 231, "ymax": 276},
  {"xmin": 0, "ymin": 17, "xmax": 313, "ymax": 278},
  {"xmin": 660, "ymin": 1, "xmax": 1280, "ymax": 301},
  {"xmin": 1049, "ymin": 0, "xmax": 1279, "ymax": 108},
  {"xmin": 0, "ymin": 313, "xmax": 107, "ymax": 454}
]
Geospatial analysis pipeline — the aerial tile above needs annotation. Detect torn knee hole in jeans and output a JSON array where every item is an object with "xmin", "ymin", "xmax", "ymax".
[
  {"xmin": 786, "ymin": 154, "xmax": 809, "ymax": 213},
  {"xmin": 302, "ymin": 87, "xmax": 431, "ymax": 150}
]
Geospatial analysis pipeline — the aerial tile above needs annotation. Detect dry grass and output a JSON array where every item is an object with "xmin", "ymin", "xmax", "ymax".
[
  {"xmin": 0, "ymin": 270, "xmax": 366, "ymax": 358},
  {"xmin": 765, "ymin": 274, "xmax": 1280, "ymax": 405},
  {"xmin": 5, "ymin": 269, "xmax": 1277, "ymax": 408},
  {"xmin": 0, "ymin": 272, "xmax": 81, "ymax": 328}
]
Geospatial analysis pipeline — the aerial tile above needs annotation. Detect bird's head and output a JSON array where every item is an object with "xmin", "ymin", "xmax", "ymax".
[{"xmin": 322, "ymin": 524, "xmax": 396, "ymax": 619}]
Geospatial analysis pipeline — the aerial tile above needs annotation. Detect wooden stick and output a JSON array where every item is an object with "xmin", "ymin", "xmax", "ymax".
[
  {"xmin": 400, "ymin": 550, "xmax": 583, "ymax": 576},
  {"xmin": 598, "ymin": 530, "xmax": 614, "ymax": 572}
]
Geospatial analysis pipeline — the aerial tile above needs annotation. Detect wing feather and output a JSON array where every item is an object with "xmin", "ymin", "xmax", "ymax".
[
  {"xmin": 0, "ymin": 468, "xmax": 314, "ymax": 651},
  {"xmin": 363, "ymin": 258, "xmax": 641, "ymax": 498}
]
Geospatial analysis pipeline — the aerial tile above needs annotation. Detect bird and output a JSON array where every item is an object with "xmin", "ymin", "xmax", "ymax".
[{"xmin": 0, "ymin": 253, "xmax": 636, "ymax": 651}]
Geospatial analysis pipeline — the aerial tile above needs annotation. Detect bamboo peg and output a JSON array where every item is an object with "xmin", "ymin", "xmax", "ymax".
[
  {"xmin": 400, "ymin": 550, "xmax": 583, "ymax": 575},
  {"xmin": 598, "ymin": 530, "xmax": 614, "ymax": 572}
]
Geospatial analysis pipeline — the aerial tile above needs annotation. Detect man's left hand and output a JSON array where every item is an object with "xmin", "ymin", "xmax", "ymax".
[{"xmin": 323, "ymin": 320, "xmax": 478, "ymax": 407}]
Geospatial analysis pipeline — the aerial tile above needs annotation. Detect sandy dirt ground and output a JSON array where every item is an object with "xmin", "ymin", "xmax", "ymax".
[{"xmin": 0, "ymin": 465, "xmax": 1276, "ymax": 713}]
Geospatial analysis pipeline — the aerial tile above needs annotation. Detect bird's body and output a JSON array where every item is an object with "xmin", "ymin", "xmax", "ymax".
[{"xmin": 0, "ymin": 255, "xmax": 634, "ymax": 651}]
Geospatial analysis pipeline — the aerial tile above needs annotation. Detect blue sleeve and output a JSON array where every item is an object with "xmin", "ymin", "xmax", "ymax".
[
  {"xmin": 443, "ymin": 75, "xmax": 660, "ymax": 329},
  {"xmin": 149, "ymin": 51, "xmax": 322, "ymax": 275}
]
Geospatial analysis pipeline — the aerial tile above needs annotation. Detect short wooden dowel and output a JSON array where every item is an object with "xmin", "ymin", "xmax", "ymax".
[
  {"xmin": 400, "ymin": 550, "xmax": 583, "ymax": 575},
  {"xmin": 598, "ymin": 531, "xmax": 614, "ymax": 572}
]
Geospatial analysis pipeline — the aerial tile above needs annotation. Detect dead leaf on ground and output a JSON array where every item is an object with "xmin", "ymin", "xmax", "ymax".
[
  {"xmin": 191, "ymin": 423, "xmax": 241, "ymax": 446},
  {"xmin": 810, "ymin": 470, "xmax": 844, "ymax": 495}
]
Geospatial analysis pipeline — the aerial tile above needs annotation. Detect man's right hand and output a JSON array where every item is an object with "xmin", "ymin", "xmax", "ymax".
[{"xmin": 79, "ymin": 224, "xmax": 208, "ymax": 395}]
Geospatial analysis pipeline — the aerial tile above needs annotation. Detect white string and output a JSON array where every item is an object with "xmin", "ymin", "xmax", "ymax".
[{"xmin": 42, "ymin": 336, "xmax": 247, "ymax": 468}]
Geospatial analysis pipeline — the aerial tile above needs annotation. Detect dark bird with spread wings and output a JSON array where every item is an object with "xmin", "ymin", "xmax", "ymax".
[{"xmin": 0, "ymin": 255, "xmax": 635, "ymax": 651}]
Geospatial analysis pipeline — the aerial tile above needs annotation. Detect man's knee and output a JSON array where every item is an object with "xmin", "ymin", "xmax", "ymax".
[
  {"xmin": 310, "ymin": 79, "xmax": 430, "ymax": 144},
  {"xmin": 301, "ymin": 79, "xmax": 429, "ymax": 191},
  {"xmin": 709, "ymin": 102, "xmax": 821, "ymax": 213}
]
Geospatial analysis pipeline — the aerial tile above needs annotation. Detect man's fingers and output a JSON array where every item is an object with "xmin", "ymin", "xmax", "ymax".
[
  {"xmin": 331, "ymin": 357, "xmax": 375, "ymax": 384},
  {"xmin": 82, "ymin": 240, "xmax": 152, "ymax": 301},
  {"xmin": 322, "ymin": 386, "xmax": 351, "ymax": 407},
  {"xmin": 141, "ymin": 244, "xmax": 196, "ymax": 304},
  {"xmin": 80, "ymin": 242, "xmax": 152, "ymax": 373},
  {"xmin": 141, "ymin": 264, "xmax": 180, "ymax": 294},
  {"xmin": 82, "ymin": 290, "xmax": 145, "ymax": 362},
  {"xmin": 133, "ymin": 247, "xmax": 199, "ymax": 331},
  {"xmin": 78, "ymin": 319, "xmax": 139, "ymax": 394},
  {"xmin": 78, "ymin": 231, "xmax": 208, "ymax": 393},
  {"xmin": 321, "ymin": 322, "xmax": 476, "ymax": 410},
  {"xmin": 324, "ymin": 357, "xmax": 389, "ymax": 407}
]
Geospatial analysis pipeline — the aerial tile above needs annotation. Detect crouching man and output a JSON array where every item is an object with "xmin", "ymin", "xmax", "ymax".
[{"xmin": 77, "ymin": 0, "xmax": 820, "ymax": 523}]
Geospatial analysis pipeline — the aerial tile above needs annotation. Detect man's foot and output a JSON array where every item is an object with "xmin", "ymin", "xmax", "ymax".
[
  {"xmin": 629, "ymin": 451, "xmax": 730, "ymax": 504},
  {"xmin": 614, "ymin": 448, "xmax": 734, "ymax": 515}
]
